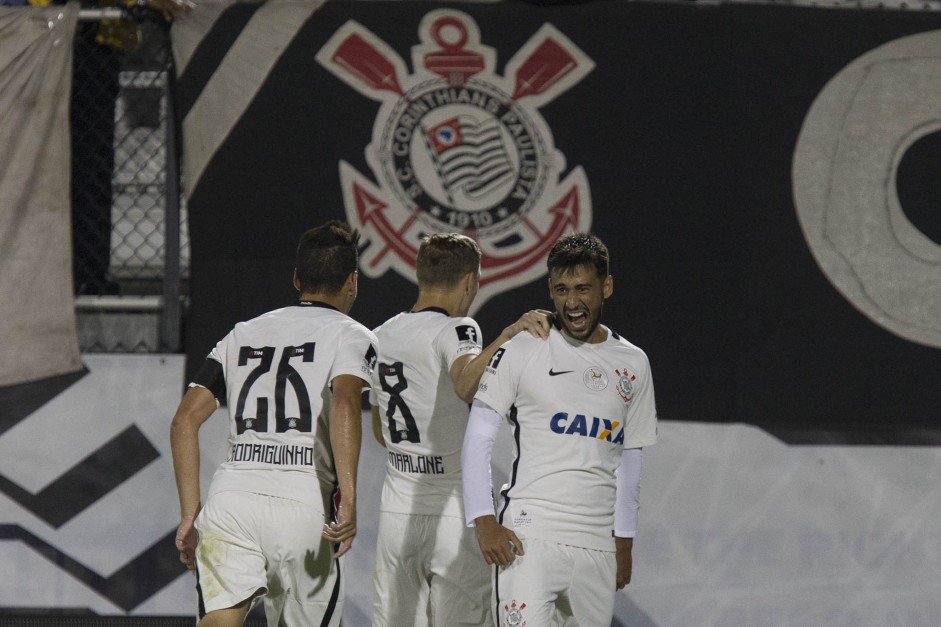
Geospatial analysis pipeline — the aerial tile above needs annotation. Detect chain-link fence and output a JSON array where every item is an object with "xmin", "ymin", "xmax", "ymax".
[{"xmin": 71, "ymin": 7, "xmax": 187, "ymax": 353}]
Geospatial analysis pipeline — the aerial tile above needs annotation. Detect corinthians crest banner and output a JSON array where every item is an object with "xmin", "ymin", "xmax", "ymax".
[
  {"xmin": 176, "ymin": 0, "xmax": 941, "ymax": 440},
  {"xmin": 314, "ymin": 12, "xmax": 593, "ymax": 310}
]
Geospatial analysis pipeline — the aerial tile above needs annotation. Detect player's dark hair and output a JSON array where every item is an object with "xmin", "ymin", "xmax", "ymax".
[
  {"xmin": 416, "ymin": 233, "xmax": 481, "ymax": 288},
  {"xmin": 546, "ymin": 232, "xmax": 609, "ymax": 279},
  {"xmin": 295, "ymin": 220, "xmax": 360, "ymax": 294}
]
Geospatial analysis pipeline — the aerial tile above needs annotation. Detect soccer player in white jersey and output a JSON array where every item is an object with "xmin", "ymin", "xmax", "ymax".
[
  {"xmin": 462, "ymin": 232, "xmax": 658, "ymax": 626},
  {"xmin": 170, "ymin": 220, "xmax": 378, "ymax": 627},
  {"xmin": 370, "ymin": 233, "xmax": 551, "ymax": 627}
]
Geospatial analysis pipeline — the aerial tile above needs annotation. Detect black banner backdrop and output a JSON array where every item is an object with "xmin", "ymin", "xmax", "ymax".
[{"xmin": 177, "ymin": 0, "xmax": 941, "ymax": 443}]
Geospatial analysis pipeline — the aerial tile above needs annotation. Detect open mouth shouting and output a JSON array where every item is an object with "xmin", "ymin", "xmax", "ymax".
[{"xmin": 562, "ymin": 308, "xmax": 594, "ymax": 339}]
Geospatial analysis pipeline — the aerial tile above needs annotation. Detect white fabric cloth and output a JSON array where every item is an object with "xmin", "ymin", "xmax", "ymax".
[{"xmin": 0, "ymin": 4, "xmax": 82, "ymax": 386}]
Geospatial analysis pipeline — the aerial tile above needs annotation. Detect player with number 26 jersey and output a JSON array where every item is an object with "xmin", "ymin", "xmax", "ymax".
[
  {"xmin": 172, "ymin": 221, "xmax": 377, "ymax": 627},
  {"xmin": 201, "ymin": 301, "xmax": 377, "ymax": 510}
]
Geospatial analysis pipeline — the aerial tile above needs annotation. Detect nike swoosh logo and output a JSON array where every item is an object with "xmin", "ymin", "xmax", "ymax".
[{"xmin": 549, "ymin": 368, "xmax": 574, "ymax": 376}]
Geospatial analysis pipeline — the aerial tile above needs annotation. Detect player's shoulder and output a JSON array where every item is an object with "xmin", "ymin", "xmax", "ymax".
[
  {"xmin": 372, "ymin": 310, "xmax": 408, "ymax": 336},
  {"xmin": 444, "ymin": 315, "xmax": 480, "ymax": 338},
  {"xmin": 343, "ymin": 315, "xmax": 378, "ymax": 343},
  {"xmin": 229, "ymin": 305, "xmax": 291, "ymax": 332},
  {"xmin": 375, "ymin": 310, "xmax": 453, "ymax": 340},
  {"xmin": 604, "ymin": 328, "xmax": 651, "ymax": 363},
  {"xmin": 300, "ymin": 304, "xmax": 376, "ymax": 342},
  {"xmin": 502, "ymin": 328, "xmax": 549, "ymax": 355}
]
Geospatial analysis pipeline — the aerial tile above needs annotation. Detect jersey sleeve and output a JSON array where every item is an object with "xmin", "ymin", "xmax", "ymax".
[
  {"xmin": 473, "ymin": 335, "xmax": 526, "ymax": 417},
  {"xmin": 189, "ymin": 336, "xmax": 229, "ymax": 401},
  {"xmin": 621, "ymin": 350, "xmax": 658, "ymax": 449},
  {"xmin": 437, "ymin": 316, "xmax": 483, "ymax": 371},
  {"xmin": 332, "ymin": 324, "xmax": 379, "ymax": 386},
  {"xmin": 190, "ymin": 357, "xmax": 226, "ymax": 401}
]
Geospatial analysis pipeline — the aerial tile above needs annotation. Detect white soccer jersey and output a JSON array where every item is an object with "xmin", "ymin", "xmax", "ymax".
[
  {"xmin": 203, "ymin": 301, "xmax": 377, "ymax": 510},
  {"xmin": 370, "ymin": 309, "xmax": 482, "ymax": 518},
  {"xmin": 475, "ymin": 325, "xmax": 657, "ymax": 551}
]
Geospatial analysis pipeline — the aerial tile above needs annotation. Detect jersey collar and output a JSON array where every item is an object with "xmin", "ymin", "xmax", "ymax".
[
  {"xmin": 297, "ymin": 299, "xmax": 340, "ymax": 312},
  {"xmin": 411, "ymin": 306, "xmax": 450, "ymax": 316}
]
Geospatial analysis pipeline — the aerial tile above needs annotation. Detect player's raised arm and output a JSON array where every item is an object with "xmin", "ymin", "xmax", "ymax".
[{"xmin": 451, "ymin": 309, "xmax": 553, "ymax": 403}]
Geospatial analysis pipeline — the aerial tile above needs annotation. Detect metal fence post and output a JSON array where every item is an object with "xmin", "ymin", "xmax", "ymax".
[{"xmin": 160, "ymin": 44, "xmax": 182, "ymax": 353}]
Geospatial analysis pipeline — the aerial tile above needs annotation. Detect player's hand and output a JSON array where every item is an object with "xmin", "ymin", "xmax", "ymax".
[
  {"xmin": 323, "ymin": 500, "xmax": 357, "ymax": 557},
  {"xmin": 175, "ymin": 515, "xmax": 197, "ymax": 573},
  {"xmin": 615, "ymin": 536, "xmax": 633, "ymax": 589},
  {"xmin": 474, "ymin": 515, "xmax": 524, "ymax": 566},
  {"xmin": 503, "ymin": 309, "xmax": 553, "ymax": 341}
]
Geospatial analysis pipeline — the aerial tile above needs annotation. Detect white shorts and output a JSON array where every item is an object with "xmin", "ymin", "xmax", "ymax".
[
  {"xmin": 495, "ymin": 534, "xmax": 616, "ymax": 627},
  {"xmin": 194, "ymin": 490, "xmax": 342, "ymax": 627},
  {"xmin": 372, "ymin": 511, "xmax": 493, "ymax": 627}
]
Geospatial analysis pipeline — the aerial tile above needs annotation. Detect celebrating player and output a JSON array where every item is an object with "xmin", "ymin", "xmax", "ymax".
[
  {"xmin": 170, "ymin": 220, "xmax": 377, "ymax": 627},
  {"xmin": 462, "ymin": 232, "xmax": 658, "ymax": 626},
  {"xmin": 369, "ymin": 232, "xmax": 551, "ymax": 626}
]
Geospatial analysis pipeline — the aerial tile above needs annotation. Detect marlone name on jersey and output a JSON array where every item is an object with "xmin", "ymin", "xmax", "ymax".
[{"xmin": 388, "ymin": 451, "xmax": 445, "ymax": 475}]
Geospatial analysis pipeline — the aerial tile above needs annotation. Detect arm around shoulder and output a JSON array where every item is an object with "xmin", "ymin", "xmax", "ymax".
[{"xmin": 450, "ymin": 309, "xmax": 552, "ymax": 403}]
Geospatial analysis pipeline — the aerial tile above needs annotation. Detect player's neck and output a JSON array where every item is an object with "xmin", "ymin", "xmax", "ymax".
[
  {"xmin": 412, "ymin": 289, "xmax": 464, "ymax": 318},
  {"xmin": 299, "ymin": 291, "xmax": 350, "ymax": 314}
]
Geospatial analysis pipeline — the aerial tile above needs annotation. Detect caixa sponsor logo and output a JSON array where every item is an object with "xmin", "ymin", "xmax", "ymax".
[{"xmin": 549, "ymin": 412, "xmax": 623, "ymax": 444}]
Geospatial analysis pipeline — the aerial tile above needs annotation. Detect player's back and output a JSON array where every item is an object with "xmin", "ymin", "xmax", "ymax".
[
  {"xmin": 208, "ymin": 302, "xmax": 375, "ymax": 508},
  {"xmin": 372, "ymin": 309, "xmax": 481, "ymax": 516}
]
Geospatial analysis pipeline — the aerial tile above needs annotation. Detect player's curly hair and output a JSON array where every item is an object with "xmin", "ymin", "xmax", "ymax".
[
  {"xmin": 416, "ymin": 233, "xmax": 481, "ymax": 289},
  {"xmin": 547, "ymin": 232, "xmax": 609, "ymax": 279},
  {"xmin": 295, "ymin": 220, "xmax": 360, "ymax": 294}
]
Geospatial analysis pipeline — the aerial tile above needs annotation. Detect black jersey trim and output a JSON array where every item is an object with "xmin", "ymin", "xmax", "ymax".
[
  {"xmin": 493, "ymin": 563, "xmax": 502, "ymax": 625},
  {"xmin": 297, "ymin": 299, "xmax": 340, "ymax": 312},
  {"xmin": 412, "ymin": 306, "xmax": 450, "ymax": 316},
  {"xmin": 497, "ymin": 404, "xmax": 521, "ymax": 526},
  {"xmin": 192, "ymin": 358, "xmax": 226, "ymax": 400},
  {"xmin": 195, "ymin": 563, "xmax": 207, "ymax": 620},
  {"xmin": 320, "ymin": 557, "xmax": 342, "ymax": 627}
]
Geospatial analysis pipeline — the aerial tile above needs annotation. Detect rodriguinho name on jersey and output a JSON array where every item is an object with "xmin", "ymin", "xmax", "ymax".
[
  {"xmin": 549, "ymin": 412, "xmax": 624, "ymax": 444},
  {"xmin": 228, "ymin": 442, "xmax": 315, "ymax": 466},
  {"xmin": 388, "ymin": 451, "xmax": 445, "ymax": 474}
]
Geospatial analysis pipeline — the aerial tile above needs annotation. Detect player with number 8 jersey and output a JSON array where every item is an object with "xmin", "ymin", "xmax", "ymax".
[
  {"xmin": 371, "ymin": 311, "xmax": 482, "ymax": 516},
  {"xmin": 369, "ymin": 233, "xmax": 552, "ymax": 627}
]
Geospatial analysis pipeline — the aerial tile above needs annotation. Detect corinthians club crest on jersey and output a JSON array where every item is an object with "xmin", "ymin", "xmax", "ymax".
[{"xmin": 316, "ymin": 10, "xmax": 594, "ymax": 313}]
